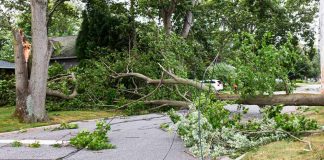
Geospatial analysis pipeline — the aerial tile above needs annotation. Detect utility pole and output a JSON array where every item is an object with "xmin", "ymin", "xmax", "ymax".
[{"xmin": 319, "ymin": 0, "xmax": 324, "ymax": 93}]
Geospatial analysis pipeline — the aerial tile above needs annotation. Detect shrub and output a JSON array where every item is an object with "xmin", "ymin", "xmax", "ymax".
[
  {"xmin": 48, "ymin": 62, "xmax": 66, "ymax": 78},
  {"xmin": 0, "ymin": 79, "xmax": 15, "ymax": 106}
]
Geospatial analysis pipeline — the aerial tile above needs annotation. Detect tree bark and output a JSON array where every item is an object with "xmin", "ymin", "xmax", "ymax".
[
  {"xmin": 181, "ymin": 11, "xmax": 192, "ymax": 38},
  {"xmin": 13, "ymin": 29, "xmax": 29, "ymax": 122},
  {"xmin": 162, "ymin": 11, "xmax": 173, "ymax": 35},
  {"xmin": 28, "ymin": 0, "xmax": 50, "ymax": 122},
  {"xmin": 143, "ymin": 100, "xmax": 191, "ymax": 108},
  {"xmin": 218, "ymin": 94, "xmax": 324, "ymax": 106},
  {"xmin": 113, "ymin": 72, "xmax": 210, "ymax": 91},
  {"xmin": 160, "ymin": 0, "xmax": 177, "ymax": 35},
  {"xmin": 181, "ymin": 0, "xmax": 195, "ymax": 38}
]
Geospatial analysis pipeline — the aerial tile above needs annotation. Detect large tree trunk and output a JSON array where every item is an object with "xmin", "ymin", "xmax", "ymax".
[
  {"xmin": 162, "ymin": 10, "xmax": 173, "ymax": 35},
  {"xmin": 181, "ymin": 11, "xmax": 192, "ymax": 38},
  {"xmin": 28, "ymin": 0, "xmax": 50, "ymax": 122},
  {"xmin": 13, "ymin": 30, "xmax": 29, "ymax": 122},
  {"xmin": 218, "ymin": 94, "xmax": 324, "ymax": 106},
  {"xmin": 160, "ymin": 0, "xmax": 177, "ymax": 35}
]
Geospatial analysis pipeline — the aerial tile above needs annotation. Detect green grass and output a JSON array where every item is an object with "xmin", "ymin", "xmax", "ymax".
[
  {"xmin": 51, "ymin": 143, "xmax": 62, "ymax": 148},
  {"xmin": 243, "ymin": 133, "xmax": 324, "ymax": 160},
  {"xmin": 11, "ymin": 141, "xmax": 22, "ymax": 147},
  {"xmin": 0, "ymin": 107, "xmax": 122, "ymax": 133},
  {"xmin": 243, "ymin": 106, "xmax": 324, "ymax": 160},
  {"xmin": 28, "ymin": 141, "xmax": 41, "ymax": 148}
]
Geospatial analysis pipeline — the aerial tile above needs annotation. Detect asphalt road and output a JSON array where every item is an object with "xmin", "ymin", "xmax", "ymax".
[{"xmin": 0, "ymin": 114, "xmax": 196, "ymax": 160}]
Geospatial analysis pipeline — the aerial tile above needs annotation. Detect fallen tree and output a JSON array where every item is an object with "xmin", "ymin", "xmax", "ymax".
[
  {"xmin": 218, "ymin": 94, "xmax": 324, "ymax": 106},
  {"xmin": 113, "ymin": 64, "xmax": 324, "ymax": 107}
]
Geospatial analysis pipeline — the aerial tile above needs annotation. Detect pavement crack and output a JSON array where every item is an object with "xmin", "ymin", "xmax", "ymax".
[
  {"xmin": 58, "ymin": 132, "xmax": 73, "ymax": 141},
  {"xmin": 109, "ymin": 115, "xmax": 166, "ymax": 125},
  {"xmin": 56, "ymin": 148, "xmax": 83, "ymax": 160}
]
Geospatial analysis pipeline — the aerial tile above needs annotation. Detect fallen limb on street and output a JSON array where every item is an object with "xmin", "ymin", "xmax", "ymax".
[{"xmin": 113, "ymin": 64, "xmax": 324, "ymax": 106}]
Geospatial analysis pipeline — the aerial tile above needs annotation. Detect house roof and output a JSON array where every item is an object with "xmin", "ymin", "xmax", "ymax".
[
  {"xmin": 50, "ymin": 36, "xmax": 77, "ymax": 59},
  {"xmin": 0, "ymin": 60, "xmax": 15, "ymax": 69}
]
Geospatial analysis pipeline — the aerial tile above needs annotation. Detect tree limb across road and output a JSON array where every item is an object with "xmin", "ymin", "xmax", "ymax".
[{"xmin": 113, "ymin": 64, "xmax": 324, "ymax": 107}]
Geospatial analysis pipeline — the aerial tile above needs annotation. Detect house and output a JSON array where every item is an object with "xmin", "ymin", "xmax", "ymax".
[
  {"xmin": 50, "ymin": 36, "xmax": 79, "ymax": 69},
  {"xmin": 0, "ymin": 35, "xmax": 79, "ymax": 75},
  {"xmin": 0, "ymin": 60, "xmax": 15, "ymax": 75},
  {"xmin": 0, "ymin": 60, "xmax": 15, "ymax": 70}
]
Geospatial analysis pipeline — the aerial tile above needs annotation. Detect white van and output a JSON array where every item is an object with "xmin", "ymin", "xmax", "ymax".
[{"xmin": 200, "ymin": 79, "xmax": 224, "ymax": 91}]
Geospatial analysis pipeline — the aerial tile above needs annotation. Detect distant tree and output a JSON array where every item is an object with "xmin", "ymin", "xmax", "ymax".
[{"xmin": 76, "ymin": 0, "xmax": 131, "ymax": 59}]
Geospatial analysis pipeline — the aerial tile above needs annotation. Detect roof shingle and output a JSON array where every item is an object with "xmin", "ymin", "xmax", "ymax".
[{"xmin": 0, "ymin": 60, "xmax": 15, "ymax": 69}]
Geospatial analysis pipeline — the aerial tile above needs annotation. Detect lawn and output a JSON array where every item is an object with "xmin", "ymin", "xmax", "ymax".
[
  {"xmin": 243, "ymin": 106, "xmax": 324, "ymax": 160},
  {"xmin": 0, "ymin": 107, "xmax": 122, "ymax": 133}
]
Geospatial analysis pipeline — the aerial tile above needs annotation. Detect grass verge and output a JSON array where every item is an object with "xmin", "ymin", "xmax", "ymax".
[
  {"xmin": 243, "ymin": 106, "xmax": 324, "ymax": 160},
  {"xmin": 0, "ymin": 107, "xmax": 122, "ymax": 133}
]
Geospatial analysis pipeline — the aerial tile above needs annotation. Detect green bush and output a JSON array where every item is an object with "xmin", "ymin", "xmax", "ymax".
[
  {"xmin": 0, "ymin": 79, "xmax": 15, "ymax": 106},
  {"xmin": 48, "ymin": 62, "xmax": 66, "ymax": 78}
]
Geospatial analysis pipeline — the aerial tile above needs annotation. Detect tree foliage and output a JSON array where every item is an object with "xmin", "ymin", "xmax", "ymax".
[
  {"xmin": 167, "ymin": 95, "xmax": 318, "ymax": 158},
  {"xmin": 76, "ymin": 0, "xmax": 131, "ymax": 59}
]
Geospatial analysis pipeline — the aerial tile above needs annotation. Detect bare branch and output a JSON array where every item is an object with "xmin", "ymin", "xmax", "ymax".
[
  {"xmin": 117, "ymin": 72, "xmax": 165, "ymax": 109},
  {"xmin": 175, "ymin": 85, "xmax": 192, "ymax": 102},
  {"xmin": 143, "ymin": 100, "xmax": 191, "ymax": 108}
]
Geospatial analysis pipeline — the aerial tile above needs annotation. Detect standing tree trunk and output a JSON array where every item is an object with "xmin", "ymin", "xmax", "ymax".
[
  {"xmin": 162, "ymin": 11, "xmax": 173, "ymax": 35},
  {"xmin": 28, "ymin": 0, "xmax": 50, "ymax": 122},
  {"xmin": 13, "ymin": 30, "xmax": 29, "ymax": 122},
  {"xmin": 181, "ymin": 0, "xmax": 195, "ymax": 38},
  {"xmin": 181, "ymin": 11, "xmax": 192, "ymax": 38},
  {"xmin": 160, "ymin": 0, "xmax": 177, "ymax": 35},
  {"xmin": 319, "ymin": 0, "xmax": 324, "ymax": 94}
]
